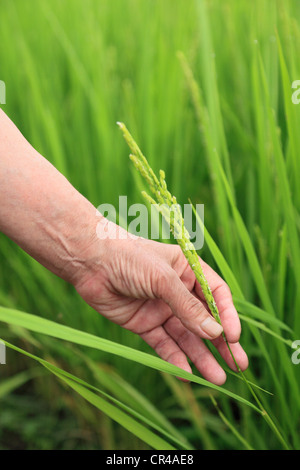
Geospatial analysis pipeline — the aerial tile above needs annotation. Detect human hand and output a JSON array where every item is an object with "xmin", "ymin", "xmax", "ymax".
[
  {"xmin": 0, "ymin": 109, "xmax": 247, "ymax": 385},
  {"xmin": 74, "ymin": 220, "xmax": 248, "ymax": 385}
]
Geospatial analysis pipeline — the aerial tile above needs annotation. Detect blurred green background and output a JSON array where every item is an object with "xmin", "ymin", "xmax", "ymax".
[{"xmin": 0, "ymin": 0, "xmax": 300, "ymax": 450}]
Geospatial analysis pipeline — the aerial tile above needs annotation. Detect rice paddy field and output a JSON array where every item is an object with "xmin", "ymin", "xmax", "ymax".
[{"xmin": 0, "ymin": 0, "xmax": 300, "ymax": 450}]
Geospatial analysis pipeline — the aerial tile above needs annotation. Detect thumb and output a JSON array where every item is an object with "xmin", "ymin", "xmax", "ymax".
[{"xmin": 157, "ymin": 268, "xmax": 223, "ymax": 339}]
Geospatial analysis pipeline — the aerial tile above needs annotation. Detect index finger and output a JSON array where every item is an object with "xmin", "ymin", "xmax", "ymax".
[{"xmin": 193, "ymin": 258, "xmax": 241, "ymax": 343}]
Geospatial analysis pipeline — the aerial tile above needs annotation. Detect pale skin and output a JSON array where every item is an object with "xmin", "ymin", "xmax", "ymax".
[{"xmin": 0, "ymin": 109, "xmax": 248, "ymax": 385}]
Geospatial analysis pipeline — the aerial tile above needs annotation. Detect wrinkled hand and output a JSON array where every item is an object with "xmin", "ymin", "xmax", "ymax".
[
  {"xmin": 75, "ymin": 223, "xmax": 248, "ymax": 385},
  {"xmin": 0, "ymin": 109, "xmax": 247, "ymax": 385}
]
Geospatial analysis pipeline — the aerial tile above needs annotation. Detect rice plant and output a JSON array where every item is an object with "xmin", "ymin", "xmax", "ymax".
[{"xmin": 0, "ymin": 0, "xmax": 299, "ymax": 450}]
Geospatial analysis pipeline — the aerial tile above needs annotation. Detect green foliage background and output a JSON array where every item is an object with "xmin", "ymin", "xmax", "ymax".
[{"xmin": 0, "ymin": 0, "xmax": 299, "ymax": 450}]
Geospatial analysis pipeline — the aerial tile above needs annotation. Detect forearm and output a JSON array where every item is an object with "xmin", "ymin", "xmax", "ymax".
[{"xmin": 0, "ymin": 109, "xmax": 102, "ymax": 284}]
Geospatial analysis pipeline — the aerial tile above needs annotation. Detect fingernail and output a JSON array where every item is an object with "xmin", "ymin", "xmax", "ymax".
[{"xmin": 200, "ymin": 316, "xmax": 223, "ymax": 338}]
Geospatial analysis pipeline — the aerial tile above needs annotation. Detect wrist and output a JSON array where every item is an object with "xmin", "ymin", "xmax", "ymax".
[{"xmin": 59, "ymin": 207, "xmax": 107, "ymax": 286}]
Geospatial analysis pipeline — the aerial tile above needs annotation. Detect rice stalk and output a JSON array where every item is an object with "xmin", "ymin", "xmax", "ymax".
[{"xmin": 118, "ymin": 121, "xmax": 290, "ymax": 450}]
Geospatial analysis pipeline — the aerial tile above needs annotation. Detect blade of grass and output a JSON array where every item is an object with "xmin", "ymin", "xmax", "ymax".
[
  {"xmin": 0, "ymin": 306, "xmax": 261, "ymax": 412},
  {"xmin": 3, "ymin": 339, "xmax": 188, "ymax": 450}
]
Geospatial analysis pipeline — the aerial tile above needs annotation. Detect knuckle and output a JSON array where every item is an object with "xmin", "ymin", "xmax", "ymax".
[
  {"xmin": 176, "ymin": 329, "xmax": 191, "ymax": 348},
  {"xmin": 216, "ymin": 281, "xmax": 232, "ymax": 299},
  {"xmin": 155, "ymin": 265, "xmax": 177, "ymax": 298},
  {"xmin": 181, "ymin": 295, "xmax": 207, "ymax": 322},
  {"xmin": 154, "ymin": 336, "xmax": 171, "ymax": 354},
  {"xmin": 166, "ymin": 350, "xmax": 184, "ymax": 364},
  {"xmin": 223, "ymin": 283, "xmax": 232, "ymax": 297}
]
